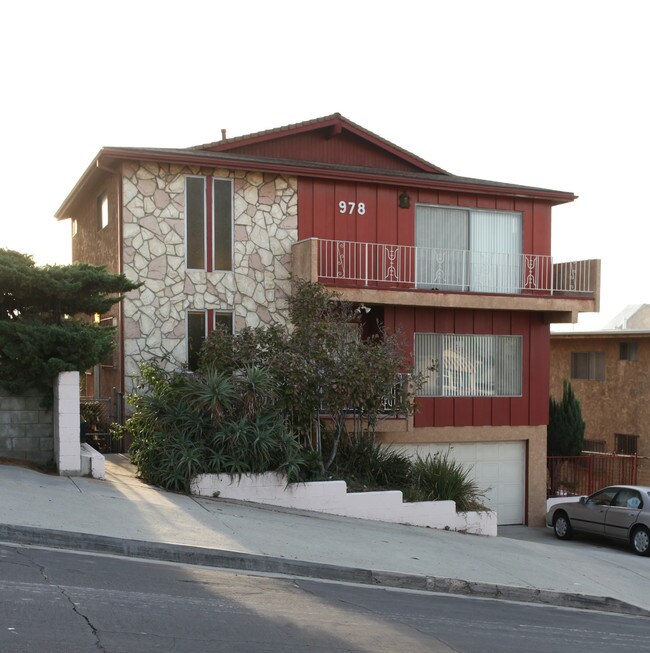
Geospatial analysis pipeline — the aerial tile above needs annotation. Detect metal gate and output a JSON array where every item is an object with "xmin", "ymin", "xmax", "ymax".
[
  {"xmin": 80, "ymin": 388, "xmax": 126, "ymax": 454},
  {"xmin": 547, "ymin": 453, "xmax": 638, "ymax": 498}
]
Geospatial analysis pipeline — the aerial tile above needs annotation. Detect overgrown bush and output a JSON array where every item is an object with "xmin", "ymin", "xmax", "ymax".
[
  {"xmin": 406, "ymin": 450, "xmax": 488, "ymax": 512},
  {"xmin": 116, "ymin": 361, "xmax": 306, "ymax": 492},
  {"xmin": 327, "ymin": 434, "xmax": 412, "ymax": 491},
  {"xmin": 200, "ymin": 280, "xmax": 416, "ymax": 470}
]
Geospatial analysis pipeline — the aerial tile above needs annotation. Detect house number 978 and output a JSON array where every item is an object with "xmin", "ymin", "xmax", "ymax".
[{"xmin": 338, "ymin": 201, "xmax": 366, "ymax": 216}]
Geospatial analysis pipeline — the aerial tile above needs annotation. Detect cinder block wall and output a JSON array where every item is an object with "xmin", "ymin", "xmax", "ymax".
[{"xmin": 0, "ymin": 387, "xmax": 53, "ymax": 465}]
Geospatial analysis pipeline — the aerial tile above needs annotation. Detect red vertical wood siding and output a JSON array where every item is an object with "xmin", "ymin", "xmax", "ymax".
[
  {"xmin": 299, "ymin": 178, "xmax": 553, "ymax": 258},
  {"xmin": 296, "ymin": 177, "xmax": 554, "ymax": 431},
  {"xmin": 393, "ymin": 308, "xmax": 549, "ymax": 429}
]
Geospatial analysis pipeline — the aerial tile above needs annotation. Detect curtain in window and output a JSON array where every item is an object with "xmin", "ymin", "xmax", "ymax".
[
  {"xmin": 415, "ymin": 333, "xmax": 522, "ymax": 397},
  {"xmin": 415, "ymin": 206, "xmax": 522, "ymax": 294},
  {"xmin": 415, "ymin": 206, "xmax": 468, "ymax": 290},
  {"xmin": 470, "ymin": 211, "xmax": 522, "ymax": 293}
]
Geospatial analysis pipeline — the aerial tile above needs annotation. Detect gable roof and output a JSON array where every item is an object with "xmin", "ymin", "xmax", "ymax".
[
  {"xmin": 55, "ymin": 113, "xmax": 578, "ymax": 220},
  {"xmin": 191, "ymin": 113, "xmax": 450, "ymax": 175}
]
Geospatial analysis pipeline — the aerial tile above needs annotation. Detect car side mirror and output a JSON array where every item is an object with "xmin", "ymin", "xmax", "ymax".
[{"xmin": 579, "ymin": 496, "xmax": 587, "ymax": 504}]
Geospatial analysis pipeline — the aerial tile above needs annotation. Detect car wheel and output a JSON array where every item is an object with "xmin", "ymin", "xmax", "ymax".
[
  {"xmin": 553, "ymin": 512, "xmax": 573, "ymax": 540},
  {"xmin": 631, "ymin": 526, "xmax": 650, "ymax": 556}
]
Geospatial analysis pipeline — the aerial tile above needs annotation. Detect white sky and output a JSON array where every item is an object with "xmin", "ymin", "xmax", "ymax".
[{"xmin": 2, "ymin": 0, "xmax": 648, "ymax": 330}]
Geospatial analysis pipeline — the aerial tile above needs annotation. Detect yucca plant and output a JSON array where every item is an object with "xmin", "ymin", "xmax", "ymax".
[{"xmin": 121, "ymin": 360, "xmax": 307, "ymax": 490}]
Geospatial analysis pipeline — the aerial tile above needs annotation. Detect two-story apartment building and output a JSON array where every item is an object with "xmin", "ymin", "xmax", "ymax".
[
  {"xmin": 550, "ymin": 311, "xmax": 650, "ymax": 485},
  {"xmin": 55, "ymin": 114, "xmax": 600, "ymax": 525}
]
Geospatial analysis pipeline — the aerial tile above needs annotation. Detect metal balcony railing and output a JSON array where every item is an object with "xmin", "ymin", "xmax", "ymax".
[{"xmin": 317, "ymin": 239, "xmax": 596, "ymax": 296}]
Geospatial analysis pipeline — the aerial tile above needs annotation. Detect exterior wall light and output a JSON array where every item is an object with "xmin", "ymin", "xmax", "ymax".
[
  {"xmin": 93, "ymin": 313, "xmax": 101, "ymax": 324},
  {"xmin": 399, "ymin": 192, "xmax": 411, "ymax": 209}
]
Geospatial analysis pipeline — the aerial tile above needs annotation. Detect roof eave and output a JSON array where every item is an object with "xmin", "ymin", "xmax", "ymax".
[{"xmin": 55, "ymin": 146, "xmax": 577, "ymax": 219}]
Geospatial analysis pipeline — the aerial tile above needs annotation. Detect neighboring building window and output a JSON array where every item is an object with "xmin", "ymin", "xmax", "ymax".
[
  {"xmin": 185, "ymin": 176, "xmax": 233, "ymax": 271},
  {"xmin": 187, "ymin": 310, "xmax": 206, "ymax": 371},
  {"xmin": 583, "ymin": 439, "xmax": 606, "ymax": 453},
  {"xmin": 72, "ymin": 219, "xmax": 78, "ymax": 237},
  {"xmin": 571, "ymin": 352, "xmax": 605, "ymax": 381},
  {"xmin": 415, "ymin": 205, "xmax": 522, "ymax": 293},
  {"xmin": 414, "ymin": 333, "xmax": 522, "ymax": 397},
  {"xmin": 97, "ymin": 193, "xmax": 109, "ymax": 230},
  {"xmin": 615, "ymin": 433, "xmax": 639, "ymax": 455},
  {"xmin": 619, "ymin": 341, "xmax": 638, "ymax": 361}
]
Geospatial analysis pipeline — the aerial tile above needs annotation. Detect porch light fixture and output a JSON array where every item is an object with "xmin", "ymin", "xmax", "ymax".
[
  {"xmin": 93, "ymin": 313, "xmax": 101, "ymax": 325},
  {"xmin": 398, "ymin": 192, "xmax": 411, "ymax": 209}
]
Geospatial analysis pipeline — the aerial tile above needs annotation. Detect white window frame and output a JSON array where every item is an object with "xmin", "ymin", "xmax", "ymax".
[
  {"xmin": 414, "ymin": 204, "xmax": 523, "ymax": 294},
  {"xmin": 414, "ymin": 332, "xmax": 523, "ymax": 397},
  {"xmin": 213, "ymin": 310, "xmax": 234, "ymax": 334},
  {"xmin": 186, "ymin": 309, "xmax": 207, "ymax": 371},
  {"xmin": 212, "ymin": 177, "xmax": 234, "ymax": 272},
  {"xmin": 185, "ymin": 176, "xmax": 207, "ymax": 271}
]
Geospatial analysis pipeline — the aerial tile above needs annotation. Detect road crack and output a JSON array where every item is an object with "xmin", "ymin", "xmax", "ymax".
[{"xmin": 15, "ymin": 547, "xmax": 106, "ymax": 652}]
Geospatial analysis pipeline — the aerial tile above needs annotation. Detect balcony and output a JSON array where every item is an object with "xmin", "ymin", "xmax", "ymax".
[{"xmin": 292, "ymin": 238, "xmax": 600, "ymax": 323}]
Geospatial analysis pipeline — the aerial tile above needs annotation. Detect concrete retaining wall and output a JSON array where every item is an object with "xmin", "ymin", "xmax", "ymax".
[
  {"xmin": 191, "ymin": 472, "xmax": 497, "ymax": 536},
  {"xmin": 1, "ymin": 372, "xmax": 82, "ymax": 475},
  {"xmin": 0, "ymin": 387, "xmax": 53, "ymax": 465}
]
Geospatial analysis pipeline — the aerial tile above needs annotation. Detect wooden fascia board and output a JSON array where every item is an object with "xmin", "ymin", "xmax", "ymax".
[
  {"xmin": 54, "ymin": 152, "xmax": 114, "ymax": 220},
  {"xmin": 93, "ymin": 148, "xmax": 575, "ymax": 205},
  {"xmin": 55, "ymin": 147, "xmax": 576, "ymax": 219}
]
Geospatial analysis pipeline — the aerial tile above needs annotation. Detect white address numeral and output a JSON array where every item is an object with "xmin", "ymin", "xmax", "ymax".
[{"xmin": 338, "ymin": 201, "xmax": 366, "ymax": 215}]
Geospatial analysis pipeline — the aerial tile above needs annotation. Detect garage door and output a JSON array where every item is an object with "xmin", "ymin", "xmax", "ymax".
[{"xmin": 402, "ymin": 441, "xmax": 526, "ymax": 525}]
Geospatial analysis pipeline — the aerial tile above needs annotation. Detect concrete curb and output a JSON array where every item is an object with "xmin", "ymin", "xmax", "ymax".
[{"xmin": 1, "ymin": 523, "xmax": 648, "ymax": 618}]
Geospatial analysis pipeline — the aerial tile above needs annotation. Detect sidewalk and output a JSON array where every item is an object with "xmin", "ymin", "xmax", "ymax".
[{"xmin": 1, "ymin": 455, "xmax": 649, "ymax": 617}]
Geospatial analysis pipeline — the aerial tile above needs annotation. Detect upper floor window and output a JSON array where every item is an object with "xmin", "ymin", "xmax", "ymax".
[
  {"xmin": 186, "ymin": 176, "xmax": 233, "ymax": 271},
  {"xmin": 97, "ymin": 193, "xmax": 109, "ymax": 230},
  {"xmin": 72, "ymin": 219, "xmax": 78, "ymax": 237},
  {"xmin": 571, "ymin": 351, "xmax": 605, "ymax": 381},
  {"xmin": 414, "ymin": 332, "xmax": 522, "ymax": 397},
  {"xmin": 619, "ymin": 341, "xmax": 638, "ymax": 361},
  {"xmin": 415, "ymin": 205, "xmax": 522, "ymax": 294}
]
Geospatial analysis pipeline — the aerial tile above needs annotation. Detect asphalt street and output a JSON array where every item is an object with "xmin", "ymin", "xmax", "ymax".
[{"xmin": 1, "ymin": 543, "xmax": 649, "ymax": 653}]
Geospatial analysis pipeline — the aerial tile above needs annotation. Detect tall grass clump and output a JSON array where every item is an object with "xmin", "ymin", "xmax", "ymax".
[{"xmin": 407, "ymin": 450, "xmax": 488, "ymax": 512}]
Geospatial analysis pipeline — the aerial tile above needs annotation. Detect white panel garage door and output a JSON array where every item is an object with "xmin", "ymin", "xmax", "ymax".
[{"xmin": 402, "ymin": 441, "xmax": 526, "ymax": 525}]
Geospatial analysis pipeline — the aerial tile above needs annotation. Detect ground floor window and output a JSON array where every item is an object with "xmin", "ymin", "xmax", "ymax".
[
  {"xmin": 615, "ymin": 433, "xmax": 639, "ymax": 455},
  {"xmin": 414, "ymin": 333, "xmax": 522, "ymax": 397},
  {"xmin": 187, "ymin": 310, "xmax": 234, "ymax": 370}
]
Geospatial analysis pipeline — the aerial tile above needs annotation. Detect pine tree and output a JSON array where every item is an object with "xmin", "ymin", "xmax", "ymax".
[
  {"xmin": 0, "ymin": 248, "xmax": 139, "ymax": 403},
  {"xmin": 547, "ymin": 379, "xmax": 586, "ymax": 456}
]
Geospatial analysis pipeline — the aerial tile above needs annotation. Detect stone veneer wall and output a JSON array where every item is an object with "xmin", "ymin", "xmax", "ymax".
[
  {"xmin": 121, "ymin": 163, "xmax": 298, "ymax": 394},
  {"xmin": 0, "ymin": 387, "xmax": 53, "ymax": 464}
]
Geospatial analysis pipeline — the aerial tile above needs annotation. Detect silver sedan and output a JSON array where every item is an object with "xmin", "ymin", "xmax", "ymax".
[{"xmin": 546, "ymin": 485, "xmax": 650, "ymax": 556}]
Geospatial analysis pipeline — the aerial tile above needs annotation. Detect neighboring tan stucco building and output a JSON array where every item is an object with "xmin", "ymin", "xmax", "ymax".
[
  {"xmin": 55, "ymin": 114, "xmax": 600, "ymax": 525},
  {"xmin": 550, "ymin": 321, "xmax": 650, "ymax": 484}
]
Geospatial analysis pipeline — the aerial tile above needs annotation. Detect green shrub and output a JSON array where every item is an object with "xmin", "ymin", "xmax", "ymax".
[
  {"xmin": 406, "ymin": 450, "xmax": 488, "ymax": 512},
  {"xmin": 328, "ymin": 434, "xmax": 412, "ymax": 491},
  {"xmin": 117, "ymin": 361, "xmax": 306, "ymax": 492}
]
